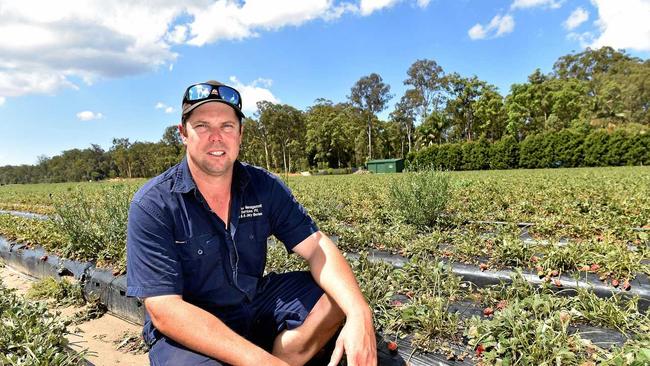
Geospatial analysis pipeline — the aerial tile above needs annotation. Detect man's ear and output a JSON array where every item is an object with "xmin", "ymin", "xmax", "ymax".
[{"xmin": 178, "ymin": 123, "xmax": 188, "ymax": 144}]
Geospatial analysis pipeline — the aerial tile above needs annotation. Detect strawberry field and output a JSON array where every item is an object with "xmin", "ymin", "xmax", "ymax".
[{"xmin": 1, "ymin": 166, "xmax": 649, "ymax": 365}]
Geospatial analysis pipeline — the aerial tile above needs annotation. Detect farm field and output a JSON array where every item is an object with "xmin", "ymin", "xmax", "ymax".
[{"xmin": 1, "ymin": 166, "xmax": 649, "ymax": 365}]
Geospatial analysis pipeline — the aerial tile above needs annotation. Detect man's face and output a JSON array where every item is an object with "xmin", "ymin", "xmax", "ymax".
[{"xmin": 179, "ymin": 102, "xmax": 242, "ymax": 179}]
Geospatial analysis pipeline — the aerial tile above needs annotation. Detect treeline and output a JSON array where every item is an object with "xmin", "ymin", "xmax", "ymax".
[
  {"xmin": 1, "ymin": 47, "xmax": 648, "ymax": 184},
  {"xmin": 408, "ymin": 127, "xmax": 649, "ymax": 171},
  {"xmin": 0, "ymin": 128, "xmax": 184, "ymax": 184}
]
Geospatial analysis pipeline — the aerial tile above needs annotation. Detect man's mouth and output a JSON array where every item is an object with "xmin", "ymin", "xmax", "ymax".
[{"xmin": 208, "ymin": 151, "xmax": 225, "ymax": 157}]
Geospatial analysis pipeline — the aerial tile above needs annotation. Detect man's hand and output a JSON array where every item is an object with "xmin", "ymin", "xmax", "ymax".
[
  {"xmin": 293, "ymin": 232, "xmax": 378, "ymax": 366},
  {"xmin": 328, "ymin": 311, "xmax": 377, "ymax": 366}
]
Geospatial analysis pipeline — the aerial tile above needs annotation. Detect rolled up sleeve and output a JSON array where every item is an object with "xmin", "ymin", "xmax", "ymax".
[{"xmin": 268, "ymin": 177, "xmax": 319, "ymax": 251}]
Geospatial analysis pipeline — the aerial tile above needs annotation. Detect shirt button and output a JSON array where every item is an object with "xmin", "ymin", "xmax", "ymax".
[
  {"xmin": 249, "ymin": 234, "xmax": 254, "ymax": 240},
  {"xmin": 197, "ymin": 249, "xmax": 203, "ymax": 255}
]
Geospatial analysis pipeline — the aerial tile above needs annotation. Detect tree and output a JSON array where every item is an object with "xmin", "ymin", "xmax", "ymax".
[
  {"xmin": 474, "ymin": 85, "xmax": 507, "ymax": 141},
  {"xmin": 415, "ymin": 110, "xmax": 449, "ymax": 148},
  {"xmin": 403, "ymin": 59, "xmax": 446, "ymax": 121},
  {"xmin": 349, "ymin": 73, "xmax": 393, "ymax": 160},
  {"xmin": 389, "ymin": 95, "xmax": 417, "ymax": 154},
  {"xmin": 110, "ymin": 138, "xmax": 133, "ymax": 178},
  {"xmin": 305, "ymin": 99, "xmax": 362, "ymax": 168},
  {"xmin": 256, "ymin": 101, "xmax": 307, "ymax": 173},
  {"xmin": 444, "ymin": 73, "xmax": 492, "ymax": 142}
]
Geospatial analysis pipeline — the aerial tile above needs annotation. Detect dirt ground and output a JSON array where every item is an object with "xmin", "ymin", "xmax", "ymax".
[{"xmin": 0, "ymin": 264, "xmax": 149, "ymax": 366}]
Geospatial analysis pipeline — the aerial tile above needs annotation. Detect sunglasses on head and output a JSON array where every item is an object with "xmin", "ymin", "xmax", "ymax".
[{"xmin": 183, "ymin": 83, "xmax": 242, "ymax": 110}]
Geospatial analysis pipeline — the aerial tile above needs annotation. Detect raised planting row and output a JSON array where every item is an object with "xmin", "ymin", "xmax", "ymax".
[
  {"xmin": 269, "ymin": 245, "xmax": 650, "ymax": 365},
  {"xmin": 3, "ymin": 236, "xmax": 650, "ymax": 366},
  {"xmin": 1, "ymin": 211, "xmax": 648, "ymax": 288}
]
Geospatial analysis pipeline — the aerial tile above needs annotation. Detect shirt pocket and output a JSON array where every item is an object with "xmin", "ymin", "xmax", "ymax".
[
  {"xmin": 178, "ymin": 234, "xmax": 225, "ymax": 294},
  {"xmin": 236, "ymin": 220, "xmax": 270, "ymax": 277}
]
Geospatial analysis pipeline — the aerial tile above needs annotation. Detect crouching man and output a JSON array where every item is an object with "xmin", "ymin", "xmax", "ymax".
[{"xmin": 126, "ymin": 80, "xmax": 376, "ymax": 366}]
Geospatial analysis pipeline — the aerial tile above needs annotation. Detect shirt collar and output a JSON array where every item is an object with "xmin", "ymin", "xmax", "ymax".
[{"xmin": 171, "ymin": 157, "xmax": 251, "ymax": 194}]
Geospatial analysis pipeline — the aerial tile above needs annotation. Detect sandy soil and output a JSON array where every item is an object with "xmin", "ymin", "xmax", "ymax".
[{"xmin": 0, "ymin": 264, "xmax": 149, "ymax": 366}]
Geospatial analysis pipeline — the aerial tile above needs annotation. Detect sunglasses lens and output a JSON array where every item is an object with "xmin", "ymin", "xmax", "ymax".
[
  {"xmin": 218, "ymin": 86, "xmax": 240, "ymax": 107},
  {"xmin": 187, "ymin": 84, "xmax": 212, "ymax": 101}
]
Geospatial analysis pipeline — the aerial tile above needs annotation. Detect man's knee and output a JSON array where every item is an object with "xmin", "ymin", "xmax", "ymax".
[{"xmin": 314, "ymin": 293, "xmax": 345, "ymax": 328}]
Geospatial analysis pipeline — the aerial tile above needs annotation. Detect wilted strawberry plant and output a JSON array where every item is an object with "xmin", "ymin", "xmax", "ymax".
[{"xmin": 0, "ymin": 279, "xmax": 88, "ymax": 365}]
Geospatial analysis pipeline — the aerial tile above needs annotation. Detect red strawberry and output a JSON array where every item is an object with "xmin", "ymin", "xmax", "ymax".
[
  {"xmin": 579, "ymin": 265, "xmax": 590, "ymax": 272},
  {"xmin": 550, "ymin": 270, "xmax": 559, "ymax": 277},
  {"xmin": 391, "ymin": 300, "xmax": 403, "ymax": 307},
  {"xmin": 479, "ymin": 263, "xmax": 488, "ymax": 271},
  {"xmin": 496, "ymin": 300, "xmax": 508, "ymax": 310},
  {"xmin": 611, "ymin": 279, "xmax": 620, "ymax": 288},
  {"xmin": 590, "ymin": 263, "xmax": 600, "ymax": 272},
  {"xmin": 405, "ymin": 291, "xmax": 415, "ymax": 299},
  {"xmin": 39, "ymin": 255, "xmax": 48, "ymax": 261},
  {"xmin": 387, "ymin": 341, "xmax": 398, "ymax": 352},
  {"xmin": 476, "ymin": 344, "xmax": 485, "ymax": 357},
  {"xmin": 530, "ymin": 256, "xmax": 539, "ymax": 263},
  {"xmin": 483, "ymin": 307, "xmax": 494, "ymax": 316}
]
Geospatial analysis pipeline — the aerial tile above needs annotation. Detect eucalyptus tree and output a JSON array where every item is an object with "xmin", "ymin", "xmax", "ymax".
[
  {"xmin": 349, "ymin": 73, "xmax": 392, "ymax": 160},
  {"xmin": 403, "ymin": 59, "xmax": 447, "ymax": 121}
]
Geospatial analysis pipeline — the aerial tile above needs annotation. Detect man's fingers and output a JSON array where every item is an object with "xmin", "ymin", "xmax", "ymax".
[{"xmin": 327, "ymin": 341, "xmax": 344, "ymax": 366}]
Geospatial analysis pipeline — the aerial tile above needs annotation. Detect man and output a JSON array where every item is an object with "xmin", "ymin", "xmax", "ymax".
[{"xmin": 126, "ymin": 80, "xmax": 377, "ymax": 366}]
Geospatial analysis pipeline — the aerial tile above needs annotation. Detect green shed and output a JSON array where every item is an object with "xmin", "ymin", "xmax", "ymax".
[{"xmin": 366, "ymin": 158, "xmax": 404, "ymax": 173}]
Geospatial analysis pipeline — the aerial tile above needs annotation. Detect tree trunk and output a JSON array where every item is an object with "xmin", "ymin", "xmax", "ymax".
[
  {"xmin": 407, "ymin": 126, "xmax": 413, "ymax": 153},
  {"xmin": 263, "ymin": 140, "xmax": 270, "ymax": 171},
  {"xmin": 282, "ymin": 144, "xmax": 288, "ymax": 174},
  {"xmin": 367, "ymin": 114, "xmax": 373, "ymax": 160}
]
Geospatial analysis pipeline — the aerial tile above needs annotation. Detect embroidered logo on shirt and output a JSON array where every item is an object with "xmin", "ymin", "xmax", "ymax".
[{"xmin": 239, "ymin": 204, "xmax": 263, "ymax": 219}]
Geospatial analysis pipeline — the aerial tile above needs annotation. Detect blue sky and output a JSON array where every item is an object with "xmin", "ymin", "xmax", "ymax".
[{"xmin": 1, "ymin": 0, "xmax": 649, "ymax": 166}]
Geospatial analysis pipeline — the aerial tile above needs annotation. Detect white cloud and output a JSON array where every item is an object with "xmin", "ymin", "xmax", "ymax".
[
  {"xmin": 511, "ymin": 0, "xmax": 564, "ymax": 10},
  {"xmin": 76, "ymin": 111, "xmax": 103, "ymax": 121},
  {"xmin": 155, "ymin": 102, "xmax": 175, "ymax": 114},
  {"xmin": 357, "ymin": 0, "xmax": 430, "ymax": 15},
  {"xmin": 468, "ymin": 14, "xmax": 515, "ymax": 40},
  {"xmin": 589, "ymin": 0, "xmax": 650, "ymax": 52},
  {"xmin": 359, "ymin": 0, "xmax": 401, "ymax": 15},
  {"xmin": 186, "ymin": 0, "xmax": 339, "ymax": 46},
  {"xmin": 564, "ymin": 7, "xmax": 589, "ymax": 30},
  {"xmin": 0, "ymin": 1, "xmax": 438, "ymax": 101},
  {"xmin": 0, "ymin": 0, "xmax": 183, "ymax": 99},
  {"xmin": 228, "ymin": 76, "xmax": 280, "ymax": 115},
  {"xmin": 0, "ymin": 97, "xmax": 5, "ymax": 106}
]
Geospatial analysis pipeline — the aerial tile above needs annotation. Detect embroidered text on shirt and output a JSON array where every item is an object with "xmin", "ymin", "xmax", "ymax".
[{"xmin": 239, "ymin": 204, "xmax": 263, "ymax": 219}]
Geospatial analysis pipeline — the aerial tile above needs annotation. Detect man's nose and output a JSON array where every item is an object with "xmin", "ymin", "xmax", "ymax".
[{"xmin": 208, "ymin": 127, "xmax": 223, "ymax": 142}]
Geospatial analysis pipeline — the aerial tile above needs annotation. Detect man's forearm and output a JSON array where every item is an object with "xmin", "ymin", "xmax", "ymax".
[
  {"xmin": 145, "ymin": 295, "xmax": 288, "ymax": 366},
  {"xmin": 303, "ymin": 233, "xmax": 372, "ymax": 319}
]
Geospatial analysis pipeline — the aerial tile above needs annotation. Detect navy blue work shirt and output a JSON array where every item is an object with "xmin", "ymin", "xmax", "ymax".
[{"xmin": 126, "ymin": 158, "xmax": 318, "ymax": 339}]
